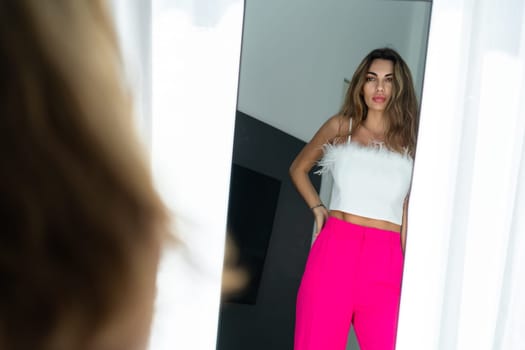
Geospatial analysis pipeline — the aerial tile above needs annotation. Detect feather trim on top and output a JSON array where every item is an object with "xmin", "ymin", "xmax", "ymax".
[
  {"xmin": 314, "ymin": 143, "xmax": 339, "ymax": 175},
  {"xmin": 314, "ymin": 142, "xmax": 412, "ymax": 175}
]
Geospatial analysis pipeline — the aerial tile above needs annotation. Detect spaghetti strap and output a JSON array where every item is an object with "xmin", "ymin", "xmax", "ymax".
[{"xmin": 347, "ymin": 118, "xmax": 353, "ymax": 142}]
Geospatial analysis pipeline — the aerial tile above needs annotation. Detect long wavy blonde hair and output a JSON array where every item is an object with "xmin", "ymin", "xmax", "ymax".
[{"xmin": 339, "ymin": 48, "xmax": 419, "ymax": 155}]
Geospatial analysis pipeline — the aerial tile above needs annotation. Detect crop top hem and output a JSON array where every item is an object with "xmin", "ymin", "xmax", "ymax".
[{"xmin": 328, "ymin": 206, "xmax": 403, "ymax": 226}]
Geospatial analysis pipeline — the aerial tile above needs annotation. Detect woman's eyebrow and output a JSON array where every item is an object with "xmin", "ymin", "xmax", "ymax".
[{"xmin": 366, "ymin": 72, "xmax": 394, "ymax": 77}]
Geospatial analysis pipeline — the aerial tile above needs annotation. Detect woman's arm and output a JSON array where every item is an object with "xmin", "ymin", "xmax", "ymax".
[
  {"xmin": 289, "ymin": 115, "xmax": 342, "ymax": 235},
  {"xmin": 401, "ymin": 197, "xmax": 409, "ymax": 253}
]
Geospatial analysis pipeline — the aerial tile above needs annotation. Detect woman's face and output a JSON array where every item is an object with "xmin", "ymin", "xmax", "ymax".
[{"xmin": 362, "ymin": 59, "xmax": 394, "ymax": 112}]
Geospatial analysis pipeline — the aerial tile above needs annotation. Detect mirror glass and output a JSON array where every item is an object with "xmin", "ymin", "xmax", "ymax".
[{"xmin": 218, "ymin": 1, "xmax": 432, "ymax": 349}]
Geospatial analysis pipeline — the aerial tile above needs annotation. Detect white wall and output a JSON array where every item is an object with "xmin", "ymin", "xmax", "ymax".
[{"xmin": 237, "ymin": 0, "xmax": 431, "ymax": 142}]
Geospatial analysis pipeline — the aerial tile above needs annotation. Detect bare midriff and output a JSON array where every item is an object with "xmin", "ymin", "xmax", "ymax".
[{"xmin": 329, "ymin": 210, "xmax": 401, "ymax": 233}]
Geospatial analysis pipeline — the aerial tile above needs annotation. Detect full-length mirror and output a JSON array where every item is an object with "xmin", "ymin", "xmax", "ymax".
[{"xmin": 218, "ymin": 1, "xmax": 432, "ymax": 349}]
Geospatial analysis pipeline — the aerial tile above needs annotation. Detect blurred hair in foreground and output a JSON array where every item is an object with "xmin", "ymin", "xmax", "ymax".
[{"xmin": 0, "ymin": 1, "xmax": 169, "ymax": 349}]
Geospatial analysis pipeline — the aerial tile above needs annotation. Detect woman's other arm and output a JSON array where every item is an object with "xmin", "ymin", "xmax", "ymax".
[{"xmin": 401, "ymin": 197, "xmax": 409, "ymax": 253}]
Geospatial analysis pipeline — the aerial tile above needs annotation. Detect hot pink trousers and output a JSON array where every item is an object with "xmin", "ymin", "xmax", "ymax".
[{"xmin": 294, "ymin": 217, "xmax": 404, "ymax": 350}]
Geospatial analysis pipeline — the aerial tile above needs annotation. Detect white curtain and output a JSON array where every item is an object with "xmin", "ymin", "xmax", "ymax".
[{"xmin": 397, "ymin": 0, "xmax": 525, "ymax": 349}]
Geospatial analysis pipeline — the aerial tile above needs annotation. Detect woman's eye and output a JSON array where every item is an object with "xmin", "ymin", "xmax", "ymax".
[
  {"xmin": 366, "ymin": 77, "xmax": 375, "ymax": 82},
  {"xmin": 385, "ymin": 77, "xmax": 393, "ymax": 83}
]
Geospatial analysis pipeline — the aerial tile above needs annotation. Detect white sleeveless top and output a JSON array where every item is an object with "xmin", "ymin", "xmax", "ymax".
[{"xmin": 315, "ymin": 120, "xmax": 413, "ymax": 225}]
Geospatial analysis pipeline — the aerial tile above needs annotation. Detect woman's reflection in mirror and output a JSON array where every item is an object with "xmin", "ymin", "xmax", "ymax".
[{"xmin": 289, "ymin": 48, "xmax": 418, "ymax": 350}]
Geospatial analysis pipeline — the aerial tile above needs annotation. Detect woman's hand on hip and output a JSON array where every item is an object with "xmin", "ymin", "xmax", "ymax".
[{"xmin": 312, "ymin": 206, "xmax": 329, "ymax": 240}]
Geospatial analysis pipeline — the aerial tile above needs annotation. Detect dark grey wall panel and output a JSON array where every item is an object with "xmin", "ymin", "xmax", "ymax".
[{"xmin": 217, "ymin": 111, "xmax": 321, "ymax": 350}]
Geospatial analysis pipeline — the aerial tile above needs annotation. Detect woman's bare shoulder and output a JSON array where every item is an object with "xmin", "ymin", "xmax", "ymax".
[
  {"xmin": 306, "ymin": 114, "xmax": 350, "ymax": 148},
  {"xmin": 320, "ymin": 114, "xmax": 348, "ymax": 136},
  {"xmin": 317, "ymin": 114, "xmax": 350, "ymax": 144},
  {"xmin": 324, "ymin": 114, "xmax": 346, "ymax": 127}
]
